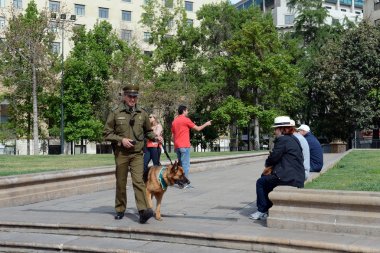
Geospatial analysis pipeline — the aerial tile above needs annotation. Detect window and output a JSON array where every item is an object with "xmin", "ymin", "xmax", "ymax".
[
  {"xmin": 284, "ymin": 15, "xmax": 294, "ymax": 25},
  {"xmin": 354, "ymin": 0, "xmax": 363, "ymax": 7},
  {"xmin": 121, "ymin": 29, "xmax": 132, "ymax": 42},
  {"xmin": 99, "ymin": 7, "xmax": 109, "ymax": 19},
  {"xmin": 75, "ymin": 4, "xmax": 85, "ymax": 16},
  {"xmin": 340, "ymin": 0, "xmax": 351, "ymax": 6},
  {"xmin": 122, "ymin": 0, "xmax": 131, "ymax": 2},
  {"xmin": 13, "ymin": 0, "xmax": 22, "ymax": 9},
  {"xmin": 0, "ymin": 0, "xmax": 5, "ymax": 8},
  {"xmin": 340, "ymin": 8, "xmax": 347, "ymax": 12},
  {"xmin": 0, "ymin": 17, "xmax": 5, "ymax": 29},
  {"xmin": 376, "ymin": 2, "xmax": 380, "ymax": 11},
  {"xmin": 332, "ymin": 18, "xmax": 340, "ymax": 25},
  {"xmin": 52, "ymin": 42, "xmax": 60, "ymax": 54},
  {"xmin": 325, "ymin": 6, "xmax": 332, "ymax": 9},
  {"xmin": 49, "ymin": 1, "xmax": 60, "ymax": 12},
  {"xmin": 185, "ymin": 1, "xmax": 193, "ymax": 12},
  {"xmin": 144, "ymin": 51, "xmax": 153, "ymax": 57},
  {"xmin": 187, "ymin": 19, "xmax": 193, "ymax": 26},
  {"xmin": 143, "ymin": 32, "xmax": 151, "ymax": 42},
  {"xmin": 49, "ymin": 21, "xmax": 58, "ymax": 33},
  {"xmin": 122, "ymin": 10, "xmax": 131, "ymax": 21},
  {"xmin": 168, "ymin": 19, "xmax": 174, "ymax": 29}
]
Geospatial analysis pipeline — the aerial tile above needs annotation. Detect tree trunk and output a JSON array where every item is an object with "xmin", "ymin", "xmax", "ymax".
[
  {"xmin": 253, "ymin": 88, "xmax": 260, "ymax": 150},
  {"xmin": 32, "ymin": 58, "xmax": 39, "ymax": 155},
  {"xmin": 253, "ymin": 116, "xmax": 260, "ymax": 150}
]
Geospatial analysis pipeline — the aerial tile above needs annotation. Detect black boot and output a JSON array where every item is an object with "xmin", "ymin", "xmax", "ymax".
[
  {"xmin": 114, "ymin": 212, "xmax": 124, "ymax": 220},
  {"xmin": 139, "ymin": 208, "xmax": 153, "ymax": 224}
]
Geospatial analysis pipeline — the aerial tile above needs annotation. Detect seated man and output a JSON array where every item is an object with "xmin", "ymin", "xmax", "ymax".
[
  {"xmin": 297, "ymin": 124, "xmax": 323, "ymax": 172},
  {"xmin": 250, "ymin": 116, "xmax": 305, "ymax": 220}
]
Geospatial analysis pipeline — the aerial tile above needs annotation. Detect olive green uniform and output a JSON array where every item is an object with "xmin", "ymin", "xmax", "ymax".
[{"xmin": 103, "ymin": 103, "xmax": 156, "ymax": 213}]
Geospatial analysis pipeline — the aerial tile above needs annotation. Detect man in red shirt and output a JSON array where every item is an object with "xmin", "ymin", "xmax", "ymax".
[{"xmin": 171, "ymin": 105, "xmax": 212, "ymax": 182}]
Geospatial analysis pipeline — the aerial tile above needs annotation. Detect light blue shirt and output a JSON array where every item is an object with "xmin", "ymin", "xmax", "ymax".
[{"xmin": 293, "ymin": 133, "xmax": 310, "ymax": 180}]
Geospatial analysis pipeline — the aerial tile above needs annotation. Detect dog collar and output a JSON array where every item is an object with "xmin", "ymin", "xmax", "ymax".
[{"xmin": 158, "ymin": 166, "xmax": 168, "ymax": 190}]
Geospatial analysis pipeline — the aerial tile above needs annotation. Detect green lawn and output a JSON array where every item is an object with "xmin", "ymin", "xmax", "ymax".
[
  {"xmin": 305, "ymin": 150, "xmax": 380, "ymax": 192},
  {"xmin": 0, "ymin": 151, "xmax": 256, "ymax": 176}
]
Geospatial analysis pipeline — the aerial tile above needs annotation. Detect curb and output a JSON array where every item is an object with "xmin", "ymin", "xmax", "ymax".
[{"xmin": 0, "ymin": 152, "xmax": 268, "ymax": 208}]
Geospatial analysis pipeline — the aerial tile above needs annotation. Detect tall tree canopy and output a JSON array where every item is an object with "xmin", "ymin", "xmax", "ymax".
[
  {"xmin": 0, "ymin": 0, "xmax": 56, "ymax": 155},
  {"xmin": 308, "ymin": 22, "xmax": 380, "ymax": 143},
  {"xmin": 63, "ymin": 21, "xmax": 123, "ymax": 149}
]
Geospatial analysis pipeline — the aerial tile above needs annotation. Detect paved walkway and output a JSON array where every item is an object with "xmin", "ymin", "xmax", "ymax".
[{"xmin": 0, "ymin": 152, "xmax": 379, "ymax": 252}]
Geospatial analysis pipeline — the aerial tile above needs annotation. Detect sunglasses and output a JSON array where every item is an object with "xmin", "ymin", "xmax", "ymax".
[
  {"xmin": 149, "ymin": 116, "xmax": 154, "ymax": 118},
  {"xmin": 126, "ymin": 94, "xmax": 138, "ymax": 99}
]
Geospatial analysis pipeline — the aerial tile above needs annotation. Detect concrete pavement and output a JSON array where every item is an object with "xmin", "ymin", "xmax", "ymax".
[{"xmin": 0, "ymin": 152, "xmax": 379, "ymax": 252}]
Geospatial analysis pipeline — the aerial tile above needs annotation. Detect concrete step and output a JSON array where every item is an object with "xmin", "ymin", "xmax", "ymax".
[
  {"xmin": 268, "ymin": 186, "xmax": 380, "ymax": 236},
  {"xmin": 0, "ymin": 220, "xmax": 379, "ymax": 253}
]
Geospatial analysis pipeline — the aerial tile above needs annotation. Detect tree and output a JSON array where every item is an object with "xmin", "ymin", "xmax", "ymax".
[
  {"xmin": 225, "ymin": 7, "xmax": 300, "ymax": 149},
  {"xmin": 286, "ymin": 0, "xmax": 351, "ymax": 124},
  {"xmin": 0, "ymin": 0, "xmax": 57, "ymax": 155},
  {"xmin": 308, "ymin": 22, "xmax": 380, "ymax": 144},
  {"xmin": 140, "ymin": 0, "xmax": 198, "ymax": 150},
  {"xmin": 63, "ymin": 21, "xmax": 123, "ymax": 152}
]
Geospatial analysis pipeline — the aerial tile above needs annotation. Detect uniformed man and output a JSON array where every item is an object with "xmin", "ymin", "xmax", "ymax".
[{"xmin": 103, "ymin": 83, "xmax": 162, "ymax": 224}]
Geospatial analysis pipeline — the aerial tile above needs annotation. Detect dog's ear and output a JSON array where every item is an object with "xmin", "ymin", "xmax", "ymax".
[{"xmin": 173, "ymin": 160, "xmax": 178, "ymax": 172}]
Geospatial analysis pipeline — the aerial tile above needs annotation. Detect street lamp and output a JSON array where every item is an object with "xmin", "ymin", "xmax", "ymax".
[{"xmin": 51, "ymin": 12, "xmax": 76, "ymax": 154}]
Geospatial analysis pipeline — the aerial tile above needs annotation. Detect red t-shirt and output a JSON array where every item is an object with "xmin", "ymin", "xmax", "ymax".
[{"xmin": 171, "ymin": 115, "xmax": 195, "ymax": 149}]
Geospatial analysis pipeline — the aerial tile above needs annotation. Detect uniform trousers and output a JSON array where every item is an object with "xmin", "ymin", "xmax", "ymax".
[{"xmin": 114, "ymin": 149, "xmax": 149, "ymax": 212}]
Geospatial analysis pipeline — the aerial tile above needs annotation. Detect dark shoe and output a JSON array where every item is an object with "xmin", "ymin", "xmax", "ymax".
[
  {"xmin": 139, "ymin": 208, "xmax": 153, "ymax": 224},
  {"xmin": 114, "ymin": 212, "xmax": 124, "ymax": 220}
]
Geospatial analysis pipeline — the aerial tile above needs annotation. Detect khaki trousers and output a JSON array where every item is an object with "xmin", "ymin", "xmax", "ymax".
[{"xmin": 114, "ymin": 150, "xmax": 149, "ymax": 212}]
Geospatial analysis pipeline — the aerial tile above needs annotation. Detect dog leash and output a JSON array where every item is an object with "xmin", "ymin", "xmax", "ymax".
[{"xmin": 162, "ymin": 144, "xmax": 173, "ymax": 165}]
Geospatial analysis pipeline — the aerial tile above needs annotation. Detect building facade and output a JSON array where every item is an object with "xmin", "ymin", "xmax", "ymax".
[
  {"xmin": 1, "ymin": 0, "xmax": 222, "ymax": 57},
  {"xmin": 235, "ymin": 0, "xmax": 364, "ymax": 29},
  {"xmin": 0, "ymin": 0, "xmax": 222, "ymax": 155},
  {"xmin": 364, "ymin": 0, "xmax": 380, "ymax": 25}
]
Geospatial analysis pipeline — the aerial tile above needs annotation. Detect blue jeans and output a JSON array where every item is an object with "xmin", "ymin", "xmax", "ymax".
[
  {"xmin": 176, "ymin": 148, "xmax": 190, "ymax": 177},
  {"xmin": 256, "ymin": 174, "xmax": 282, "ymax": 213},
  {"xmin": 143, "ymin": 147, "xmax": 160, "ymax": 174}
]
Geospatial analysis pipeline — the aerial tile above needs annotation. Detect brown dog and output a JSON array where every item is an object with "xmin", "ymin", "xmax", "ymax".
[{"xmin": 144, "ymin": 161, "xmax": 190, "ymax": 221}]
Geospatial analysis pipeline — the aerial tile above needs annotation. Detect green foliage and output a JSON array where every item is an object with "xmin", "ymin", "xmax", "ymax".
[
  {"xmin": 211, "ymin": 96, "xmax": 257, "ymax": 131},
  {"xmin": 287, "ymin": 0, "xmax": 328, "ymax": 46},
  {"xmin": 307, "ymin": 22, "xmax": 380, "ymax": 141},
  {"xmin": 0, "ymin": 122, "xmax": 15, "ymax": 144},
  {"xmin": 63, "ymin": 21, "xmax": 123, "ymax": 142},
  {"xmin": 306, "ymin": 150, "xmax": 380, "ymax": 191},
  {"xmin": 0, "ymin": 0, "xmax": 57, "ymax": 154}
]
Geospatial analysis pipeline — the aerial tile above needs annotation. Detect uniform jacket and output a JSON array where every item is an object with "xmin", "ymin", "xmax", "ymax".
[
  {"xmin": 265, "ymin": 134, "xmax": 305, "ymax": 188},
  {"xmin": 103, "ymin": 103, "xmax": 156, "ymax": 153}
]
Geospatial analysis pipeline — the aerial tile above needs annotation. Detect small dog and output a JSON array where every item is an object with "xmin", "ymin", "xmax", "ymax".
[{"xmin": 144, "ymin": 161, "xmax": 190, "ymax": 221}]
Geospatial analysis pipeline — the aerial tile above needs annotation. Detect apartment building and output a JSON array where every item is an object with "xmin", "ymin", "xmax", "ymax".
[
  {"xmin": 0, "ymin": 0, "xmax": 222, "ymax": 155},
  {"xmin": 235, "ymin": 0, "xmax": 364, "ymax": 29},
  {"xmin": 364, "ymin": 0, "xmax": 380, "ymax": 25},
  {"xmin": 0, "ymin": 0, "xmax": 222, "ymax": 57}
]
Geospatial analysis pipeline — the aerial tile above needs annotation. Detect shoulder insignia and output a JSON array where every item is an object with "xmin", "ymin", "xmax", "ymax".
[{"xmin": 111, "ymin": 104, "xmax": 119, "ymax": 112}]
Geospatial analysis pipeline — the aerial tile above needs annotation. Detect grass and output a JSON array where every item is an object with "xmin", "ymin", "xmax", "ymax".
[
  {"xmin": 0, "ymin": 150, "xmax": 256, "ymax": 177},
  {"xmin": 305, "ymin": 150, "xmax": 380, "ymax": 192}
]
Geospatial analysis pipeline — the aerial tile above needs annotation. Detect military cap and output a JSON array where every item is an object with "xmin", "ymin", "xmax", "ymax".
[{"xmin": 123, "ymin": 83, "xmax": 139, "ymax": 96}]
